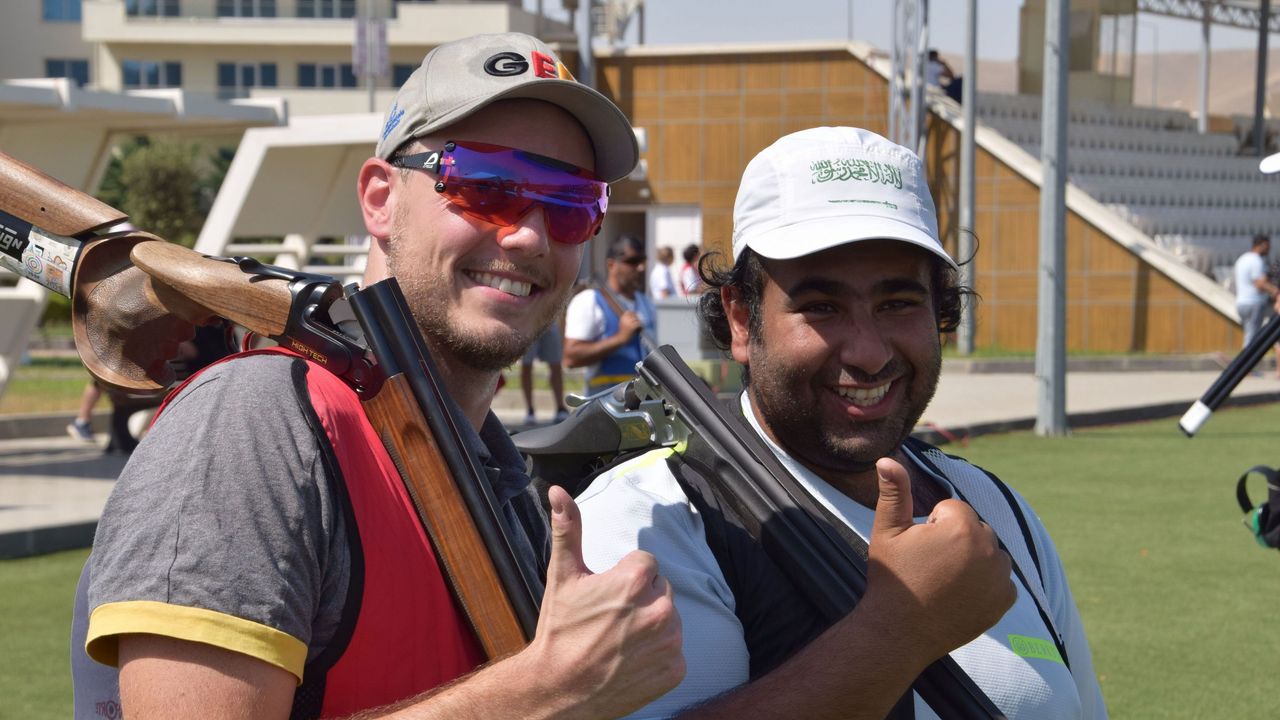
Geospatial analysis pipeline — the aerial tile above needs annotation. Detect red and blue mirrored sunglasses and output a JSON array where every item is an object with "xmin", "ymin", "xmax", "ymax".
[{"xmin": 390, "ymin": 140, "xmax": 609, "ymax": 246}]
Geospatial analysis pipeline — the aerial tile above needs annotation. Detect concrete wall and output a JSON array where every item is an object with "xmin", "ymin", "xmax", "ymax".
[{"xmin": 0, "ymin": 2, "xmax": 95, "ymax": 82}]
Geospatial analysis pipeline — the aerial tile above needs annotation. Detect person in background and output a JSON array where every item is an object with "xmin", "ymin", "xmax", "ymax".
[
  {"xmin": 1235, "ymin": 234, "xmax": 1279, "ymax": 351},
  {"xmin": 649, "ymin": 245, "xmax": 677, "ymax": 299},
  {"xmin": 678, "ymin": 243, "xmax": 702, "ymax": 296},
  {"xmin": 927, "ymin": 49, "xmax": 963, "ymax": 104},
  {"xmin": 520, "ymin": 324, "xmax": 570, "ymax": 425},
  {"xmin": 564, "ymin": 234, "xmax": 655, "ymax": 393}
]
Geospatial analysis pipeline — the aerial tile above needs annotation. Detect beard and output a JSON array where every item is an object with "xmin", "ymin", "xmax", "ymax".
[
  {"xmin": 386, "ymin": 210, "xmax": 562, "ymax": 373},
  {"xmin": 748, "ymin": 339, "xmax": 941, "ymax": 475}
]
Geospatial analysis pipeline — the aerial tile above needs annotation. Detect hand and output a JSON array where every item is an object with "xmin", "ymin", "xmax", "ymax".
[
  {"xmin": 524, "ymin": 486, "xmax": 684, "ymax": 719},
  {"xmin": 618, "ymin": 311, "xmax": 644, "ymax": 339},
  {"xmin": 861, "ymin": 458, "xmax": 1015, "ymax": 664}
]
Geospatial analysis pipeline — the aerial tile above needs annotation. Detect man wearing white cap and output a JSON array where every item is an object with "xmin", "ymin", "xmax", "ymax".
[
  {"xmin": 578, "ymin": 127, "xmax": 1107, "ymax": 718},
  {"xmin": 74, "ymin": 33, "xmax": 682, "ymax": 719}
]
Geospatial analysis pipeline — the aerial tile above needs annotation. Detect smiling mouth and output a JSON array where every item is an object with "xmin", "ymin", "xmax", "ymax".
[
  {"xmin": 837, "ymin": 382, "xmax": 891, "ymax": 407},
  {"xmin": 467, "ymin": 270, "xmax": 534, "ymax": 297}
]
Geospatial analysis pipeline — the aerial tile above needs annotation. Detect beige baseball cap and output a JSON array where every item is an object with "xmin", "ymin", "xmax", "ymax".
[
  {"xmin": 732, "ymin": 126, "xmax": 956, "ymax": 269},
  {"xmin": 376, "ymin": 32, "xmax": 638, "ymax": 183}
]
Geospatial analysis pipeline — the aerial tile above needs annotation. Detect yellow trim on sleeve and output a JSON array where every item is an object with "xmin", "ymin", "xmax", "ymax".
[{"xmin": 86, "ymin": 601, "xmax": 309, "ymax": 683}]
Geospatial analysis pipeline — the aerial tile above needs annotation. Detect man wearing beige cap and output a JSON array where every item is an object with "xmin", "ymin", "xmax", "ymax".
[
  {"xmin": 578, "ymin": 127, "xmax": 1107, "ymax": 718},
  {"xmin": 74, "ymin": 33, "xmax": 682, "ymax": 719}
]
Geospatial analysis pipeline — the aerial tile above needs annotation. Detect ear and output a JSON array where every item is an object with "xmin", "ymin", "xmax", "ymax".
[
  {"xmin": 357, "ymin": 157, "xmax": 397, "ymax": 240},
  {"xmin": 724, "ymin": 285, "xmax": 752, "ymax": 366}
]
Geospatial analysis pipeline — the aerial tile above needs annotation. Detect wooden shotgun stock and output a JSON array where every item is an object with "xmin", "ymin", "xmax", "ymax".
[
  {"xmin": 131, "ymin": 241, "xmax": 536, "ymax": 659},
  {"xmin": 0, "ymin": 150, "xmax": 207, "ymax": 394}
]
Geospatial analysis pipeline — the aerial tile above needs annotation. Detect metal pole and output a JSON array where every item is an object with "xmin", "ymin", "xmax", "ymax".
[
  {"xmin": 578, "ymin": 0, "xmax": 595, "ymax": 89},
  {"xmin": 1254, "ymin": 0, "xmax": 1271, "ymax": 157},
  {"xmin": 1198, "ymin": 2, "xmax": 1211, "ymax": 134},
  {"xmin": 912, "ymin": 0, "xmax": 929, "ymax": 159},
  {"xmin": 1036, "ymin": 0, "xmax": 1069, "ymax": 436},
  {"xmin": 957, "ymin": 0, "xmax": 977, "ymax": 355},
  {"xmin": 365, "ymin": 0, "xmax": 375, "ymax": 113}
]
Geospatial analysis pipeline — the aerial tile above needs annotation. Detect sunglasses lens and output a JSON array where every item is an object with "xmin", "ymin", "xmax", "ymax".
[{"xmin": 439, "ymin": 142, "xmax": 606, "ymax": 245}]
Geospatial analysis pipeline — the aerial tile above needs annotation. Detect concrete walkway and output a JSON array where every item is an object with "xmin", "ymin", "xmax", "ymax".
[{"xmin": 4, "ymin": 361, "xmax": 1279, "ymax": 558}]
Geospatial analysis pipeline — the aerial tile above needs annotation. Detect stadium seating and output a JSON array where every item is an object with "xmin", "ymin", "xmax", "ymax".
[{"xmin": 975, "ymin": 92, "xmax": 1280, "ymax": 277}]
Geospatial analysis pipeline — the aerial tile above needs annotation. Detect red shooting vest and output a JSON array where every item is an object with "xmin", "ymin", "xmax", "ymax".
[{"xmin": 157, "ymin": 348, "xmax": 484, "ymax": 718}]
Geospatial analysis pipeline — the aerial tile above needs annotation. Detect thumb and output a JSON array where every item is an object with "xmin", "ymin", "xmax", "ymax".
[
  {"xmin": 546, "ymin": 484, "xmax": 590, "ymax": 586},
  {"xmin": 871, "ymin": 457, "xmax": 916, "ymax": 541}
]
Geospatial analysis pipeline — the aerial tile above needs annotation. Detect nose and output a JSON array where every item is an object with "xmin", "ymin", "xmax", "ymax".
[
  {"xmin": 494, "ymin": 206, "xmax": 552, "ymax": 256},
  {"xmin": 836, "ymin": 310, "xmax": 893, "ymax": 377}
]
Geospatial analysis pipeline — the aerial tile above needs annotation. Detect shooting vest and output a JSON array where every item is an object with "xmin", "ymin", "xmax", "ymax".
[
  {"xmin": 157, "ymin": 348, "xmax": 484, "ymax": 719},
  {"xmin": 586, "ymin": 290, "xmax": 653, "ymax": 390},
  {"xmin": 666, "ymin": 432, "xmax": 1068, "ymax": 685}
]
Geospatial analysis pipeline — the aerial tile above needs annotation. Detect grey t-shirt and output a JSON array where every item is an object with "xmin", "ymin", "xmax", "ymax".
[{"xmin": 72, "ymin": 353, "xmax": 548, "ymax": 717}]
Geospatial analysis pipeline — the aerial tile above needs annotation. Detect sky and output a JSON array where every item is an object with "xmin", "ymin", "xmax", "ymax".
[{"xmin": 524, "ymin": 0, "xmax": 1270, "ymax": 60}]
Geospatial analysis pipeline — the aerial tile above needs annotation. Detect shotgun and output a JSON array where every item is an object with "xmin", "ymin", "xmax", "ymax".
[
  {"xmin": 0, "ymin": 152, "xmax": 537, "ymax": 659},
  {"xmin": 0, "ymin": 151, "xmax": 198, "ymax": 394},
  {"xmin": 517, "ymin": 345, "xmax": 1008, "ymax": 718}
]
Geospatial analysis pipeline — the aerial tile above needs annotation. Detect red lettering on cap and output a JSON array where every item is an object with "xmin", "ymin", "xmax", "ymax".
[{"xmin": 532, "ymin": 51, "xmax": 559, "ymax": 79}]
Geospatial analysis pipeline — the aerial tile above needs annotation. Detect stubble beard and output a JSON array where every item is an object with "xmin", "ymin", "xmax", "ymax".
[
  {"xmin": 749, "ymin": 340, "xmax": 942, "ymax": 476},
  {"xmin": 387, "ymin": 210, "xmax": 564, "ymax": 373}
]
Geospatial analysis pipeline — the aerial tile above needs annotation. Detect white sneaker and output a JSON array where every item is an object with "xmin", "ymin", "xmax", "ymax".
[
  {"xmin": 67, "ymin": 420, "xmax": 95, "ymax": 443},
  {"xmin": 523, "ymin": 411, "xmax": 537, "ymax": 426}
]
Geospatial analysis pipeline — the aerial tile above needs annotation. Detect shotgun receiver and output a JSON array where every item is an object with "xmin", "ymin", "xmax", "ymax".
[
  {"xmin": 0, "ymin": 151, "xmax": 537, "ymax": 658},
  {"xmin": 0, "ymin": 151, "xmax": 199, "ymax": 394}
]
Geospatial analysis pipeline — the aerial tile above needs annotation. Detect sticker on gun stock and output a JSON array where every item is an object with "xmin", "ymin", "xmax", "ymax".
[{"xmin": 0, "ymin": 208, "xmax": 79, "ymax": 297}]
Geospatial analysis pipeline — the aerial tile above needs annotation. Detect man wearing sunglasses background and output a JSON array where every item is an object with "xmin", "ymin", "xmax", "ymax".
[
  {"xmin": 74, "ymin": 33, "xmax": 684, "ymax": 719},
  {"xmin": 563, "ymin": 234, "xmax": 657, "ymax": 392}
]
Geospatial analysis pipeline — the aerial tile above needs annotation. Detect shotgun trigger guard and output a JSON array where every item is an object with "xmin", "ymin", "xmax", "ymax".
[{"xmin": 227, "ymin": 256, "xmax": 384, "ymax": 395}]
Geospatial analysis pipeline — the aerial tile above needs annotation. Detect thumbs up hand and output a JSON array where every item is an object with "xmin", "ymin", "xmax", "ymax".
[
  {"xmin": 525, "ymin": 485, "xmax": 685, "ymax": 718},
  {"xmin": 864, "ymin": 458, "xmax": 1016, "ymax": 663}
]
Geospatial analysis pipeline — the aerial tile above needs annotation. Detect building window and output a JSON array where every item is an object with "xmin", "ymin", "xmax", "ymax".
[
  {"xmin": 42, "ymin": 0, "xmax": 82, "ymax": 22},
  {"xmin": 126, "ymin": 0, "xmax": 180, "ymax": 17},
  {"xmin": 216, "ymin": 0, "xmax": 276, "ymax": 17},
  {"xmin": 217, "ymin": 62, "xmax": 277, "ymax": 99},
  {"xmin": 297, "ymin": 0, "xmax": 355, "ymax": 19},
  {"xmin": 45, "ymin": 58, "xmax": 90, "ymax": 87},
  {"xmin": 392, "ymin": 63, "xmax": 415, "ymax": 88},
  {"xmin": 298, "ymin": 63, "xmax": 357, "ymax": 88},
  {"xmin": 122, "ymin": 60, "xmax": 182, "ymax": 89}
]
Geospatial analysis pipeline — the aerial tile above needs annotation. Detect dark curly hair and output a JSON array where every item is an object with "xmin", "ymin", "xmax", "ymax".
[{"xmin": 697, "ymin": 247, "xmax": 976, "ymax": 384}]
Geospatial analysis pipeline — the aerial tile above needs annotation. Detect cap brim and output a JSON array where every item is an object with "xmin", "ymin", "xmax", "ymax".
[
  {"xmin": 422, "ymin": 80, "xmax": 638, "ymax": 183},
  {"xmin": 743, "ymin": 214, "xmax": 958, "ymax": 269}
]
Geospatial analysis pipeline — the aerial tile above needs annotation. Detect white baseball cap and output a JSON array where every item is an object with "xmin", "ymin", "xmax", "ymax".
[
  {"xmin": 732, "ymin": 126, "xmax": 956, "ymax": 268},
  {"xmin": 376, "ymin": 32, "xmax": 638, "ymax": 183}
]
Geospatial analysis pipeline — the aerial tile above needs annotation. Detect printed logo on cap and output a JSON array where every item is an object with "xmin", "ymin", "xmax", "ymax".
[
  {"xmin": 483, "ymin": 50, "xmax": 576, "ymax": 81},
  {"xmin": 382, "ymin": 102, "xmax": 405, "ymax": 141},
  {"xmin": 810, "ymin": 158, "xmax": 904, "ymax": 189}
]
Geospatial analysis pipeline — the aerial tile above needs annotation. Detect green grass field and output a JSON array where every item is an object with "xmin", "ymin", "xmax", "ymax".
[{"xmin": 3, "ymin": 402, "xmax": 1280, "ymax": 718}]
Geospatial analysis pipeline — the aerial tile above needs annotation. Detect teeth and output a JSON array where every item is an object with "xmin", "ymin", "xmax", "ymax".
[
  {"xmin": 472, "ymin": 272, "xmax": 532, "ymax": 297},
  {"xmin": 838, "ymin": 383, "xmax": 890, "ymax": 407}
]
